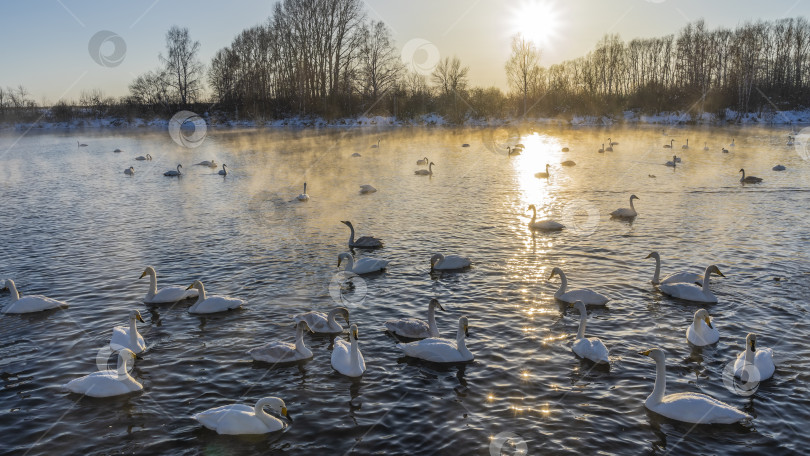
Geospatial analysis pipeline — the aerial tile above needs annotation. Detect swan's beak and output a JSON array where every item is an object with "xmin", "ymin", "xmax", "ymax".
[
  {"xmin": 337, "ymin": 259, "xmax": 342, "ymax": 267},
  {"xmin": 750, "ymin": 340, "xmax": 756, "ymax": 352},
  {"xmin": 640, "ymin": 350, "xmax": 652, "ymax": 356},
  {"xmin": 139, "ymin": 271, "xmax": 147, "ymax": 279},
  {"xmin": 353, "ymin": 329, "xmax": 359, "ymax": 340},
  {"xmin": 716, "ymin": 269, "xmax": 726, "ymax": 278},
  {"xmin": 282, "ymin": 407, "xmax": 292, "ymax": 422},
  {"xmin": 136, "ymin": 314, "xmax": 145, "ymax": 323},
  {"xmin": 644, "ymin": 253, "xmax": 652, "ymax": 259},
  {"xmin": 704, "ymin": 317, "xmax": 712, "ymax": 329},
  {"xmin": 185, "ymin": 284, "xmax": 193, "ymax": 290},
  {"xmin": 464, "ymin": 325, "xmax": 469, "ymax": 337},
  {"xmin": 438, "ymin": 303, "xmax": 445, "ymax": 311}
]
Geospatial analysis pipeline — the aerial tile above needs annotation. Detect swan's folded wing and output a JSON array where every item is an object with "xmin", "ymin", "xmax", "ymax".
[
  {"xmin": 248, "ymin": 342, "xmax": 298, "ymax": 362},
  {"xmin": 656, "ymin": 392, "xmax": 750, "ymax": 423},
  {"xmin": 384, "ymin": 318, "xmax": 430, "ymax": 338}
]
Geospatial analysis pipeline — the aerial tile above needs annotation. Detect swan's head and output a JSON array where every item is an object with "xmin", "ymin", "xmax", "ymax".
[
  {"xmin": 630, "ymin": 194, "xmax": 639, "ymax": 201},
  {"xmin": 739, "ymin": 168, "xmax": 745, "ymax": 174},
  {"xmin": 694, "ymin": 309, "xmax": 712, "ymax": 329},
  {"xmin": 296, "ymin": 320, "xmax": 313, "ymax": 333},
  {"xmin": 338, "ymin": 307, "xmax": 350, "ymax": 324},
  {"xmin": 429, "ymin": 162, "xmax": 435, "ymax": 166},
  {"xmin": 645, "ymin": 251, "xmax": 660, "ymax": 261},
  {"xmin": 527, "ymin": 204, "xmax": 536, "ymax": 212},
  {"xmin": 429, "ymin": 253, "xmax": 445, "ymax": 269},
  {"xmin": 548, "ymin": 267, "xmax": 564, "ymax": 280},
  {"xmin": 258, "ymin": 397, "xmax": 291, "ymax": 422},
  {"xmin": 746, "ymin": 333, "xmax": 757, "ymax": 352},
  {"xmin": 1, "ymin": 279, "xmax": 11, "ymax": 291},
  {"xmin": 130, "ymin": 310, "xmax": 145, "ymax": 323},
  {"xmin": 340, "ymin": 220, "xmax": 353, "ymax": 228},
  {"xmin": 707, "ymin": 265, "xmax": 725, "ymax": 278},
  {"xmin": 337, "ymin": 252, "xmax": 353, "ymax": 267},
  {"xmin": 458, "ymin": 316, "xmax": 469, "ymax": 336},
  {"xmin": 186, "ymin": 280, "xmax": 204, "ymax": 291},
  {"xmin": 429, "ymin": 298, "xmax": 445, "ymax": 311},
  {"xmin": 349, "ymin": 324, "xmax": 359, "ymax": 340},
  {"xmin": 573, "ymin": 300, "xmax": 587, "ymax": 314},
  {"xmin": 118, "ymin": 348, "xmax": 137, "ymax": 361},
  {"xmin": 640, "ymin": 348, "xmax": 666, "ymax": 362},
  {"xmin": 139, "ymin": 266, "xmax": 156, "ymax": 279}
]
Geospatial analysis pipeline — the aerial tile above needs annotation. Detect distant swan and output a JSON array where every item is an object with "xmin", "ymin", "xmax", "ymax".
[
  {"xmin": 164, "ymin": 164, "xmax": 182, "ymax": 177},
  {"xmin": 722, "ymin": 147, "xmax": 729, "ymax": 153},
  {"xmin": 64, "ymin": 349, "xmax": 142, "ymax": 398},
  {"xmin": 561, "ymin": 160, "xmax": 576, "ymax": 166},
  {"xmin": 218, "ymin": 164, "xmax": 227, "ymax": 175},
  {"xmin": 534, "ymin": 164, "xmax": 551, "ymax": 179},
  {"xmin": 609, "ymin": 138, "xmax": 618, "ymax": 146},
  {"xmin": 2, "ymin": 279, "xmax": 68, "ymax": 313},
  {"xmin": 641, "ymin": 348, "xmax": 751, "ymax": 424},
  {"xmin": 194, "ymin": 397, "xmax": 291, "ymax": 435},
  {"xmin": 610, "ymin": 194, "xmax": 639, "ymax": 218},
  {"xmin": 772, "ymin": 164, "xmax": 786, "ymax": 171},
  {"xmin": 114, "ymin": 148, "xmax": 123, "ymax": 153},
  {"xmin": 77, "ymin": 141, "xmax": 88, "ymax": 147},
  {"xmin": 248, "ymin": 320, "xmax": 313, "ymax": 363},
  {"xmin": 384, "ymin": 298, "xmax": 444, "ymax": 339},
  {"xmin": 186, "ymin": 280, "xmax": 245, "ymax": 314},
  {"xmin": 665, "ymin": 156, "xmax": 677, "ymax": 167},
  {"xmin": 572, "ymin": 301, "xmax": 609, "ymax": 364},
  {"xmin": 417, "ymin": 156, "xmax": 429, "ymax": 165},
  {"xmin": 397, "ymin": 316, "xmax": 473, "ymax": 363},
  {"xmin": 331, "ymin": 324, "xmax": 366, "ymax": 377},
  {"xmin": 527, "ymin": 204, "xmax": 564, "ymax": 231},
  {"xmin": 730, "ymin": 138, "xmax": 735, "ymax": 147},
  {"xmin": 548, "ymin": 267, "xmax": 609, "ymax": 306},
  {"xmin": 507, "ymin": 146, "xmax": 521, "ymax": 156},
  {"xmin": 598, "ymin": 144, "xmax": 605, "ymax": 153},
  {"xmin": 110, "ymin": 310, "xmax": 147, "ymax": 353},
  {"xmin": 338, "ymin": 252, "xmax": 388, "ymax": 275},
  {"xmin": 430, "ymin": 253, "xmax": 471, "ymax": 271},
  {"xmin": 359, "ymin": 184, "xmax": 377, "ymax": 194},
  {"xmin": 686, "ymin": 309, "xmax": 719, "ymax": 346},
  {"xmin": 561, "ymin": 147, "xmax": 570, "ymax": 152},
  {"xmin": 296, "ymin": 183, "xmax": 310, "ymax": 201},
  {"xmin": 135, "ymin": 154, "xmax": 152, "ymax": 161},
  {"xmin": 140, "ymin": 266, "xmax": 198, "ymax": 304},
  {"xmin": 341, "ymin": 220, "xmax": 383, "ymax": 248},
  {"xmin": 371, "ymin": 139, "xmax": 380, "ymax": 148},
  {"xmin": 351, "ymin": 152, "xmax": 361, "ymax": 157},
  {"xmin": 415, "ymin": 162, "xmax": 435, "ymax": 175},
  {"xmin": 739, "ymin": 169, "xmax": 762, "ymax": 183},
  {"xmin": 646, "ymin": 251, "xmax": 707, "ymax": 286},
  {"xmin": 294, "ymin": 307, "xmax": 349, "ymax": 334},
  {"xmin": 605, "ymin": 140, "xmax": 613, "ymax": 152},
  {"xmin": 124, "ymin": 166, "xmax": 135, "ymax": 175},
  {"xmin": 658, "ymin": 265, "xmax": 725, "ymax": 303},
  {"xmin": 733, "ymin": 333, "xmax": 775, "ymax": 382},
  {"xmin": 195, "ymin": 160, "xmax": 217, "ymax": 168},
  {"xmin": 664, "ymin": 139, "xmax": 674, "ymax": 149},
  {"xmin": 703, "ymin": 142, "xmax": 709, "ymax": 151},
  {"xmin": 682, "ymin": 139, "xmax": 689, "ymax": 149}
]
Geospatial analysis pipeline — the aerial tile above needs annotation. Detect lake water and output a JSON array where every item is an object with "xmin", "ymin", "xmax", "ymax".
[{"xmin": 1, "ymin": 124, "xmax": 808, "ymax": 455}]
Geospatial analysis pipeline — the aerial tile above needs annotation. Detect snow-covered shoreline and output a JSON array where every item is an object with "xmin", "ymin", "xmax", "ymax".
[{"xmin": 2, "ymin": 109, "xmax": 809, "ymax": 132}]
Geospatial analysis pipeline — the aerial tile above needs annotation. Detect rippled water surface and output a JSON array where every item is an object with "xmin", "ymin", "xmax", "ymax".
[{"xmin": 1, "ymin": 125, "xmax": 809, "ymax": 455}]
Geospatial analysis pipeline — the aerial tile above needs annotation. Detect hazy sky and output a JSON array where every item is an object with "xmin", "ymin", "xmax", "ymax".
[{"xmin": 0, "ymin": 0, "xmax": 807, "ymax": 103}]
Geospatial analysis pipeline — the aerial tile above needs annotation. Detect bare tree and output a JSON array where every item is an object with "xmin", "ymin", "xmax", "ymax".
[
  {"xmin": 160, "ymin": 26, "xmax": 204, "ymax": 105},
  {"xmin": 431, "ymin": 56, "xmax": 469, "ymax": 96},
  {"xmin": 359, "ymin": 20, "xmax": 402, "ymax": 102},
  {"xmin": 505, "ymin": 34, "xmax": 541, "ymax": 116}
]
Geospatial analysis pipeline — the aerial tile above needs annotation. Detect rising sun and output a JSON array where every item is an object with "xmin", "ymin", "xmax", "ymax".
[{"xmin": 510, "ymin": 1, "xmax": 561, "ymax": 47}]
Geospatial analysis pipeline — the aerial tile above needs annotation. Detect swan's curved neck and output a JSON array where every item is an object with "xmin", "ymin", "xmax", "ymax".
[
  {"xmin": 629, "ymin": 198, "xmax": 636, "ymax": 211},
  {"xmin": 190, "ymin": 284, "xmax": 207, "ymax": 310},
  {"xmin": 146, "ymin": 271, "xmax": 157, "ymax": 299},
  {"xmin": 456, "ymin": 325, "xmax": 472, "ymax": 358},
  {"xmin": 744, "ymin": 343, "xmax": 755, "ymax": 364},
  {"xmin": 701, "ymin": 266, "xmax": 713, "ymax": 293},
  {"xmin": 649, "ymin": 356, "xmax": 667, "ymax": 404},
  {"xmin": 129, "ymin": 316, "xmax": 139, "ymax": 348},
  {"xmin": 554, "ymin": 272, "xmax": 568, "ymax": 298},
  {"xmin": 341, "ymin": 255, "xmax": 354, "ymax": 271},
  {"xmin": 295, "ymin": 323, "xmax": 307, "ymax": 352},
  {"xmin": 576, "ymin": 309, "xmax": 587, "ymax": 339},
  {"xmin": 427, "ymin": 304, "xmax": 439, "ymax": 336},
  {"xmin": 7, "ymin": 281, "xmax": 19, "ymax": 302},
  {"xmin": 651, "ymin": 256, "xmax": 661, "ymax": 285},
  {"xmin": 428, "ymin": 163, "xmax": 433, "ymax": 174},
  {"xmin": 350, "ymin": 334, "xmax": 360, "ymax": 370},
  {"xmin": 529, "ymin": 206, "xmax": 537, "ymax": 225},
  {"xmin": 740, "ymin": 170, "xmax": 745, "ymax": 180},
  {"xmin": 117, "ymin": 353, "xmax": 131, "ymax": 377},
  {"xmin": 254, "ymin": 400, "xmax": 279, "ymax": 429},
  {"xmin": 346, "ymin": 224, "xmax": 356, "ymax": 244}
]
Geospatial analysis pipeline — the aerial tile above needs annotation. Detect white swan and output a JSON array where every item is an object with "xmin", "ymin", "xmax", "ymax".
[
  {"xmin": 722, "ymin": 147, "xmax": 729, "ymax": 153},
  {"xmin": 384, "ymin": 298, "xmax": 444, "ymax": 339},
  {"xmin": 64, "ymin": 349, "xmax": 142, "ymax": 397},
  {"xmin": 114, "ymin": 148, "xmax": 123, "ymax": 153},
  {"xmin": 248, "ymin": 320, "xmax": 313, "ymax": 363},
  {"xmin": 359, "ymin": 184, "xmax": 377, "ymax": 194},
  {"xmin": 195, "ymin": 160, "xmax": 217, "ymax": 168},
  {"xmin": 772, "ymin": 164, "xmax": 786, "ymax": 171},
  {"xmin": 561, "ymin": 147, "xmax": 570, "ymax": 152},
  {"xmin": 2, "ymin": 279, "xmax": 68, "ymax": 313},
  {"xmin": 296, "ymin": 183, "xmax": 310, "ymax": 201},
  {"xmin": 665, "ymin": 156, "xmax": 677, "ymax": 167},
  {"xmin": 331, "ymin": 324, "xmax": 366, "ymax": 377},
  {"xmin": 186, "ymin": 280, "xmax": 245, "ymax": 314},
  {"xmin": 110, "ymin": 310, "xmax": 146, "ymax": 353},
  {"xmin": 124, "ymin": 166, "xmax": 135, "ymax": 175},
  {"xmin": 571, "ymin": 301, "xmax": 609, "ymax": 364},
  {"xmin": 605, "ymin": 141, "xmax": 614, "ymax": 152},
  {"xmin": 610, "ymin": 194, "xmax": 639, "ymax": 218},
  {"xmin": 417, "ymin": 156, "xmax": 429, "ymax": 166},
  {"xmin": 507, "ymin": 146, "xmax": 521, "ymax": 156},
  {"xmin": 396, "ymin": 316, "xmax": 473, "ymax": 363},
  {"xmin": 659, "ymin": 265, "xmax": 724, "ymax": 303},
  {"xmin": 686, "ymin": 309, "xmax": 719, "ymax": 346},
  {"xmin": 739, "ymin": 169, "xmax": 763, "ymax": 183},
  {"xmin": 598, "ymin": 144, "xmax": 605, "ymax": 153},
  {"xmin": 561, "ymin": 160, "xmax": 576, "ymax": 166},
  {"xmin": 608, "ymin": 138, "xmax": 618, "ymax": 146},
  {"xmin": 415, "ymin": 162, "xmax": 435, "ymax": 175},
  {"xmin": 703, "ymin": 142, "xmax": 709, "ymax": 151},
  {"xmin": 730, "ymin": 138, "xmax": 735, "ymax": 147},
  {"xmin": 641, "ymin": 348, "xmax": 751, "ymax": 424},
  {"xmin": 371, "ymin": 139, "xmax": 380, "ymax": 148},
  {"xmin": 527, "ymin": 204, "xmax": 564, "ymax": 231},
  {"xmin": 293, "ymin": 307, "xmax": 349, "ymax": 334},
  {"xmin": 218, "ymin": 164, "xmax": 227, "ymax": 176},
  {"xmin": 77, "ymin": 141, "xmax": 88, "ymax": 147},
  {"xmin": 337, "ymin": 252, "xmax": 388, "ymax": 275},
  {"xmin": 164, "ymin": 164, "xmax": 182, "ymax": 177},
  {"xmin": 664, "ymin": 139, "xmax": 674, "ymax": 148},
  {"xmin": 341, "ymin": 220, "xmax": 383, "ymax": 248},
  {"xmin": 682, "ymin": 139, "xmax": 689, "ymax": 149},
  {"xmin": 135, "ymin": 153, "xmax": 152, "ymax": 161},
  {"xmin": 140, "ymin": 266, "xmax": 198, "ymax": 304},
  {"xmin": 351, "ymin": 152, "xmax": 362, "ymax": 157},
  {"xmin": 548, "ymin": 267, "xmax": 609, "ymax": 306},
  {"xmin": 733, "ymin": 333, "xmax": 775, "ymax": 382},
  {"xmin": 646, "ymin": 251, "xmax": 707, "ymax": 286},
  {"xmin": 194, "ymin": 397, "xmax": 291, "ymax": 435},
  {"xmin": 534, "ymin": 164, "xmax": 551, "ymax": 179},
  {"xmin": 430, "ymin": 253, "xmax": 471, "ymax": 271}
]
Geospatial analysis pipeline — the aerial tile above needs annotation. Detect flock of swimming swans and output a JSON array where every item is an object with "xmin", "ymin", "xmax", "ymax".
[{"xmin": 3, "ymin": 134, "xmax": 786, "ymax": 436}]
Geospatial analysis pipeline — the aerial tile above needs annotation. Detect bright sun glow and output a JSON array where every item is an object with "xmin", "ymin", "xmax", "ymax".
[{"xmin": 511, "ymin": 1, "xmax": 561, "ymax": 47}]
